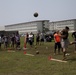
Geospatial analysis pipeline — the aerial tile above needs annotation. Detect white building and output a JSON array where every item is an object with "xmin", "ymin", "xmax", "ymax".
[
  {"xmin": 0, "ymin": 26, "xmax": 5, "ymax": 31},
  {"xmin": 5, "ymin": 20, "xmax": 49, "ymax": 34},
  {"xmin": 49, "ymin": 19, "xmax": 76, "ymax": 32},
  {"xmin": 5, "ymin": 19, "xmax": 76, "ymax": 34}
]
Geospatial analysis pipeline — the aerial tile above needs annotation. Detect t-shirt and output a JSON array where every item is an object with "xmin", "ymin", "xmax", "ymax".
[
  {"xmin": 72, "ymin": 32, "xmax": 76, "ymax": 38},
  {"xmin": 54, "ymin": 33, "xmax": 61, "ymax": 42},
  {"xmin": 15, "ymin": 35, "xmax": 20, "ymax": 42},
  {"xmin": 4, "ymin": 36, "xmax": 8, "ymax": 42},
  {"xmin": 29, "ymin": 34, "xmax": 33, "ymax": 41},
  {"xmin": 0, "ymin": 36, "xmax": 1, "ymax": 43},
  {"xmin": 61, "ymin": 29, "xmax": 69, "ymax": 40},
  {"xmin": 11, "ymin": 36, "xmax": 15, "ymax": 41}
]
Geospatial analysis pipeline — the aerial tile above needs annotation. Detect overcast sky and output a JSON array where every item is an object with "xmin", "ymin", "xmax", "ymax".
[{"xmin": 0, "ymin": 0, "xmax": 76, "ymax": 26}]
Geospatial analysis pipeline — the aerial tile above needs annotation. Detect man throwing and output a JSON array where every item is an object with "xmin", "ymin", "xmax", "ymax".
[{"xmin": 61, "ymin": 26, "xmax": 70, "ymax": 60}]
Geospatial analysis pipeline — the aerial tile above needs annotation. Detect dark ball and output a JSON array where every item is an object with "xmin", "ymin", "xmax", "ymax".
[{"xmin": 34, "ymin": 12, "xmax": 38, "ymax": 17}]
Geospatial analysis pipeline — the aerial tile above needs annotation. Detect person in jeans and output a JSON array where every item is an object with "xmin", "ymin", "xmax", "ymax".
[
  {"xmin": 11, "ymin": 33, "xmax": 16, "ymax": 48},
  {"xmin": 54, "ymin": 30, "xmax": 61, "ymax": 55},
  {"xmin": 15, "ymin": 33, "xmax": 20, "ymax": 49},
  {"xmin": 28, "ymin": 32, "xmax": 33, "ymax": 47}
]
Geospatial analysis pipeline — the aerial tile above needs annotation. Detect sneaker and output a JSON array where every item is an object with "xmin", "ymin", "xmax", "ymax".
[{"xmin": 65, "ymin": 53, "xmax": 70, "ymax": 56}]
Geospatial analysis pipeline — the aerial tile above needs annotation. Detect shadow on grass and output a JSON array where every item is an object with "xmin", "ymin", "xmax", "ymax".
[{"xmin": 67, "ymin": 57, "xmax": 76, "ymax": 62}]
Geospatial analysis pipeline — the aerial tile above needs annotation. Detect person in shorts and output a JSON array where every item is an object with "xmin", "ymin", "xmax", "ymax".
[
  {"xmin": 71, "ymin": 41, "xmax": 76, "ymax": 44},
  {"xmin": 61, "ymin": 26, "xmax": 70, "ymax": 60}
]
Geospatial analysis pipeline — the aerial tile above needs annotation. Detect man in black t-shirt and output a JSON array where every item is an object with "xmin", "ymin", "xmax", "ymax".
[
  {"xmin": 61, "ymin": 26, "xmax": 70, "ymax": 60},
  {"xmin": 11, "ymin": 33, "xmax": 16, "ymax": 48},
  {"xmin": 72, "ymin": 31, "xmax": 76, "ymax": 38}
]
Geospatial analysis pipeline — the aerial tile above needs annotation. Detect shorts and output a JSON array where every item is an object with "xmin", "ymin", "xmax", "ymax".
[
  {"xmin": 61, "ymin": 39, "xmax": 70, "ymax": 48},
  {"xmin": 41, "ymin": 38, "xmax": 44, "ymax": 42}
]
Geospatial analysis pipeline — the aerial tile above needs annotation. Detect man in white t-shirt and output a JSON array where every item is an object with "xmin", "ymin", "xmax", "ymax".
[{"xmin": 29, "ymin": 32, "xmax": 33, "ymax": 47}]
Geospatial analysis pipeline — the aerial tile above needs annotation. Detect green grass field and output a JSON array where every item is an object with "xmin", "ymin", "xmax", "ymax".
[{"xmin": 0, "ymin": 34, "xmax": 76, "ymax": 75}]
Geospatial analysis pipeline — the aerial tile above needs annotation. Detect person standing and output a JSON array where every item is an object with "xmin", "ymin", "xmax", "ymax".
[
  {"xmin": 61, "ymin": 26, "xmax": 70, "ymax": 60},
  {"xmin": 23, "ymin": 33, "xmax": 27, "ymax": 49},
  {"xmin": 0, "ymin": 35, "xmax": 2, "ymax": 49},
  {"xmin": 54, "ymin": 30, "xmax": 61, "ymax": 55},
  {"xmin": 72, "ymin": 30, "xmax": 76, "ymax": 53},
  {"xmin": 26, "ymin": 33, "xmax": 29, "ymax": 44},
  {"xmin": 40, "ymin": 32, "xmax": 44, "ymax": 45},
  {"xmin": 36, "ymin": 32, "xmax": 40, "ymax": 45},
  {"xmin": 15, "ymin": 33, "xmax": 20, "ymax": 49},
  {"xmin": 11, "ymin": 33, "xmax": 16, "ymax": 48},
  {"xmin": 4, "ymin": 35, "xmax": 8, "ymax": 49},
  {"xmin": 28, "ymin": 32, "xmax": 33, "ymax": 47}
]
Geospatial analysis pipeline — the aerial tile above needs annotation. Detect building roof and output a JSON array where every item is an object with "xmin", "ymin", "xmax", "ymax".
[
  {"xmin": 50, "ymin": 19, "xmax": 76, "ymax": 23},
  {"xmin": 5, "ymin": 20, "xmax": 49, "ymax": 27}
]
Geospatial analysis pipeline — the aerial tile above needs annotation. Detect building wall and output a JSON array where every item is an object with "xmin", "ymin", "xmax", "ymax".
[
  {"xmin": 74, "ymin": 20, "xmax": 76, "ymax": 30},
  {"xmin": 5, "ymin": 20, "xmax": 49, "ymax": 34},
  {"xmin": 0, "ymin": 26, "xmax": 5, "ymax": 31},
  {"xmin": 18, "ymin": 22, "xmax": 38, "ymax": 34},
  {"xmin": 5, "ymin": 19, "xmax": 76, "ymax": 34},
  {"xmin": 49, "ymin": 19, "xmax": 76, "ymax": 32}
]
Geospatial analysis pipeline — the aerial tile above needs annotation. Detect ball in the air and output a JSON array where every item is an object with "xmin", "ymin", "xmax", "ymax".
[{"xmin": 34, "ymin": 12, "xmax": 38, "ymax": 17}]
